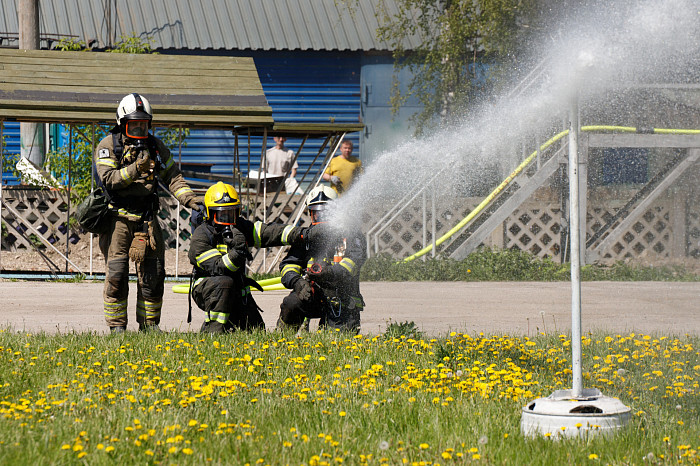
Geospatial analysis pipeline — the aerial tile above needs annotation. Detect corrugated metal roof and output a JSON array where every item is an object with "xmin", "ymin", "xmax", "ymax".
[{"xmin": 0, "ymin": 0, "xmax": 420, "ymax": 51}]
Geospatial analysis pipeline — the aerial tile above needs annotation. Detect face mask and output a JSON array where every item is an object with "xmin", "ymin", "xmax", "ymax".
[
  {"xmin": 125, "ymin": 120, "xmax": 149, "ymax": 139},
  {"xmin": 213, "ymin": 207, "xmax": 239, "ymax": 226}
]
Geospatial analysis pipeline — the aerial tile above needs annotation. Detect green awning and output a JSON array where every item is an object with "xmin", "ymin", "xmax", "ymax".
[{"xmin": 0, "ymin": 48, "xmax": 273, "ymax": 128}]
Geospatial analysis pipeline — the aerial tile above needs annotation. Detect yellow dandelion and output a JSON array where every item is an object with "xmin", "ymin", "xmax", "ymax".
[
  {"xmin": 588, "ymin": 453, "xmax": 598, "ymax": 460},
  {"xmin": 419, "ymin": 443, "xmax": 429, "ymax": 449},
  {"xmin": 182, "ymin": 448, "xmax": 193, "ymax": 455}
]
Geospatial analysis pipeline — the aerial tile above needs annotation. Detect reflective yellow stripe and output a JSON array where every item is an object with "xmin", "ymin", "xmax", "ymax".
[
  {"xmin": 120, "ymin": 167, "xmax": 133, "ymax": 183},
  {"xmin": 281, "ymin": 225, "xmax": 295, "ymax": 245},
  {"xmin": 103, "ymin": 300, "xmax": 127, "ymax": 317},
  {"xmin": 174, "ymin": 187, "xmax": 193, "ymax": 197},
  {"xmin": 96, "ymin": 159, "xmax": 117, "ymax": 168},
  {"xmin": 137, "ymin": 299, "xmax": 162, "ymax": 318},
  {"xmin": 116, "ymin": 208, "xmax": 142, "ymax": 220},
  {"xmin": 196, "ymin": 249, "xmax": 221, "ymax": 267},
  {"xmin": 282, "ymin": 264, "xmax": 302, "ymax": 276},
  {"xmin": 307, "ymin": 258, "xmax": 315, "ymax": 269},
  {"xmin": 222, "ymin": 253, "xmax": 240, "ymax": 272},
  {"xmin": 207, "ymin": 312, "xmax": 228, "ymax": 324},
  {"xmin": 339, "ymin": 257, "xmax": 356, "ymax": 274},
  {"xmin": 253, "ymin": 221, "xmax": 263, "ymax": 248},
  {"xmin": 193, "ymin": 277, "xmax": 205, "ymax": 288},
  {"xmin": 217, "ymin": 244, "xmax": 227, "ymax": 254},
  {"xmin": 163, "ymin": 157, "xmax": 174, "ymax": 170}
]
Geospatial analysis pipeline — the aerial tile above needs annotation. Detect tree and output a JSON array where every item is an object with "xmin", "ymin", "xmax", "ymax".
[{"xmin": 362, "ymin": 0, "xmax": 537, "ymax": 136}]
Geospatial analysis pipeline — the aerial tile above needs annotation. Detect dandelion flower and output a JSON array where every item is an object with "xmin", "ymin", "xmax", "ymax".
[
  {"xmin": 478, "ymin": 435, "xmax": 488, "ymax": 445},
  {"xmin": 379, "ymin": 440, "xmax": 389, "ymax": 451}
]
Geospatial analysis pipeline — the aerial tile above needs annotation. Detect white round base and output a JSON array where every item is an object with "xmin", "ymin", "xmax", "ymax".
[{"xmin": 521, "ymin": 388, "xmax": 631, "ymax": 438}]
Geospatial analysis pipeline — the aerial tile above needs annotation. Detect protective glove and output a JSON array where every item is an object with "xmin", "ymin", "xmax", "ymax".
[
  {"xmin": 128, "ymin": 231, "xmax": 149, "ymax": 263},
  {"xmin": 330, "ymin": 175, "xmax": 341, "ymax": 185},
  {"xmin": 135, "ymin": 152, "xmax": 152, "ymax": 174},
  {"xmin": 293, "ymin": 278, "xmax": 313, "ymax": 302},
  {"xmin": 147, "ymin": 221, "xmax": 157, "ymax": 250},
  {"xmin": 306, "ymin": 262, "xmax": 345, "ymax": 287},
  {"xmin": 304, "ymin": 223, "xmax": 339, "ymax": 248},
  {"xmin": 186, "ymin": 196, "xmax": 205, "ymax": 211},
  {"xmin": 225, "ymin": 228, "xmax": 252, "ymax": 265}
]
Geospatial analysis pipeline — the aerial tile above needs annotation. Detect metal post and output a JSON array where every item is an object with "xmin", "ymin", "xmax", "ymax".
[
  {"xmin": 66, "ymin": 125, "xmax": 72, "ymax": 273},
  {"xmin": 89, "ymin": 123, "xmax": 95, "ymax": 276},
  {"xmin": 175, "ymin": 126, "xmax": 183, "ymax": 279},
  {"xmin": 431, "ymin": 183, "xmax": 436, "ymax": 258},
  {"xmin": 422, "ymin": 190, "xmax": 427, "ymax": 261},
  {"xmin": 568, "ymin": 97, "xmax": 583, "ymax": 397},
  {"xmin": 0, "ymin": 119, "xmax": 3, "ymax": 271}
]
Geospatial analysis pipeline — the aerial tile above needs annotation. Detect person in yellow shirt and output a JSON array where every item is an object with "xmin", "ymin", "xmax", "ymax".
[{"xmin": 322, "ymin": 140, "xmax": 362, "ymax": 195}]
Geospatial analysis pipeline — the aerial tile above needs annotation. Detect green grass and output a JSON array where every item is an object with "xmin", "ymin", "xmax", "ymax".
[
  {"xmin": 360, "ymin": 248, "xmax": 700, "ymax": 282},
  {"xmin": 0, "ymin": 329, "xmax": 697, "ymax": 464}
]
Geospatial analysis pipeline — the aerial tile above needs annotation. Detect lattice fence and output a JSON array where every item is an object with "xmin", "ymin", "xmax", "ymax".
[
  {"xmin": 1, "ymin": 187, "xmax": 80, "ymax": 250},
  {"xmin": 503, "ymin": 205, "xmax": 564, "ymax": 259},
  {"xmin": 363, "ymin": 186, "xmax": 700, "ymax": 263},
  {"xmin": 1, "ymin": 188, "xmax": 310, "ymax": 255}
]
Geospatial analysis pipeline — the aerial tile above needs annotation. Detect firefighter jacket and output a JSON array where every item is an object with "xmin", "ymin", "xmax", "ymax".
[
  {"xmin": 94, "ymin": 132, "xmax": 196, "ymax": 221},
  {"xmin": 280, "ymin": 223, "xmax": 366, "ymax": 306},
  {"xmin": 189, "ymin": 220, "xmax": 305, "ymax": 287}
]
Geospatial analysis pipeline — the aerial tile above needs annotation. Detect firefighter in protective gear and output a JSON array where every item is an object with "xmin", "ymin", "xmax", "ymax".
[
  {"xmin": 277, "ymin": 185, "xmax": 367, "ymax": 333},
  {"xmin": 95, "ymin": 93, "xmax": 202, "ymax": 333},
  {"xmin": 189, "ymin": 182, "xmax": 307, "ymax": 333}
]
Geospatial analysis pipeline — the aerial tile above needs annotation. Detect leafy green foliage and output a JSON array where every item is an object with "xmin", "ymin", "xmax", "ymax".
[
  {"xmin": 363, "ymin": 0, "xmax": 533, "ymax": 135},
  {"xmin": 384, "ymin": 320, "xmax": 423, "ymax": 339},
  {"xmin": 360, "ymin": 247, "xmax": 700, "ymax": 282}
]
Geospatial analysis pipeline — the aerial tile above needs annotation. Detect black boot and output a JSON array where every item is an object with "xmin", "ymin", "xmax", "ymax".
[
  {"xmin": 139, "ymin": 323, "xmax": 162, "ymax": 333},
  {"xmin": 200, "ymin": 321, "xmax": 226, "ymax": 334},
  {"xmin": 110, "ymin": 326, "xmax": 126, "ymax": 334}
]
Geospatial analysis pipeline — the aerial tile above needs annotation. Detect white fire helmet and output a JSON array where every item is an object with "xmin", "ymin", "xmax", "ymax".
[
  {"xmin": 116, "ymin": 93, "xmax": 153, "ymax": 139},
  {"xmin": 306, "ymin": 185, "xmax": 337, "ymax": 211}
]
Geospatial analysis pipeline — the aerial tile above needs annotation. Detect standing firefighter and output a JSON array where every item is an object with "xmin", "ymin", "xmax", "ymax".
[
  {"xmin": 95, "ymin": 93, "xmax": 200, "ymax": 333},
  {"xmin": 277, "ymin": 186, "xmax": 367, "ymax": 333},
  {"xmin": 189, "ymin": 182, "xmax": 307, "ymax": 333}
]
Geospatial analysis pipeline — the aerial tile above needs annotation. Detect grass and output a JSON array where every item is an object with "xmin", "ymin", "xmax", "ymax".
[
  {"xmin": 360, "ymin": 248, "xmax": 700, "ymax": 282},
  {"xmin": 0, "ymin": 328, "xmax": 697, "ymax": 464}
]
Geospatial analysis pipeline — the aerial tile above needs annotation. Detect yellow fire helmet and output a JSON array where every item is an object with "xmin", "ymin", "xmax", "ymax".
[{"xmin": 204, "ymin": 182, "xmax": 241, "ymax": 226}]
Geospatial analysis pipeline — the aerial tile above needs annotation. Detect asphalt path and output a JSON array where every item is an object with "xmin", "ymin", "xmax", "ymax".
[{"xmin": 1, "ymin": 281, "xmax": 698, "ymax": 336}]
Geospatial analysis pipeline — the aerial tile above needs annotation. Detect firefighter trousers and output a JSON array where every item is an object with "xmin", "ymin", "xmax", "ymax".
[
  {"xmin": 99, "ymin": 216, "xmax": 165, "ymax": 329},
  {"xmin": 191, "ymin": 275, "xmax": 264, "ymax": 332},
  {"xmin": 279, "ymin": 290, "xmax": 360, "ymax": 333}
]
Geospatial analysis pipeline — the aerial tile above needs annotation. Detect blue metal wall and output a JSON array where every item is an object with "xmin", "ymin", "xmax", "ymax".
[
  {"xmin": 178, "ymin": 50, "xmax": 362, "ymax": 184},
  {"xmin": 1, "ymin": 122, "xmax": 21, "ymax": 185}
]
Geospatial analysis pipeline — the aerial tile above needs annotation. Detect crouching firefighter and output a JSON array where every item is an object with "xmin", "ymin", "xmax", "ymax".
[
  {"xmin": 277, "ymin": 186, "xmax": 367, "ymax": 333},
  {"xmin": 189, "ymin": 182, "xmax": 307, "ymax": 333},
  {"xmin": 95, "ymin": 93, "xmax": 201, "ymax": 333}
]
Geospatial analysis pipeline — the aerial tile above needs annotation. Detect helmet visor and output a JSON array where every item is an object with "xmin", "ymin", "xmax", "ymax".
[
  {"xmin": 125, "ymin": 120, "xmax": 150, "ymax": 139},
  {"xmin": 212, "ymin": 207, "xmax": 239, "ymax": 226},
  {"xmin": 310, "ymin": 204, "xmax": 333, "ymax": 224}
]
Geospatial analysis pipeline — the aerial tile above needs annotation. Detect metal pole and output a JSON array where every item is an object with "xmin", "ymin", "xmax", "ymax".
[
  {"xmin": 431, "ymin": 183, "xmax": 436, "ymax": 258},
  {"xmin": 568, "ymin": 96, "xmax": 583, "ymax": 397},
  {"xmin": 422, "ymin": 190, "xmax": 427, "ymax": 262},
  {"xmin": 0, "ymin": 119, "xmax": 4, "ymax": 271},
  {"xmin": 175, "ymin": 125, "xmax": 183, "ymax": 279},
  {"xmin": 89, "ymin": 123, "xmax": 95, "ymax": 276},
  {"xmin": 66, "ymin": 125, "xmax": 72, "ymax": 273}
]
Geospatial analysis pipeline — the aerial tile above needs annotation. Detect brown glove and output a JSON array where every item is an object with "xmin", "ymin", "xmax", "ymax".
[
  {"xmin": 128, "ymin": 231, "xmax": 149, "ymax": 263},
  {"xmin": 147, "ymin": 221, "xmax": 158, "ymax": 250},
  {"xmin": 135, "ymin": 153, "xmax": 151, "ymax": 174}
]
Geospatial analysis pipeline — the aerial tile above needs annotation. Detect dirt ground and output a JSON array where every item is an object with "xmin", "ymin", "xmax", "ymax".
[{"xmin": 1, "ymin": 279, "xmax": 699, "ymax": 336}]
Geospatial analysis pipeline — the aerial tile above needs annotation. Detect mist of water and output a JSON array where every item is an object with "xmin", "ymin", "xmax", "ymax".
[{"xmin": 331, "ymin": 0, "xmax": 700, "ymax": 234}]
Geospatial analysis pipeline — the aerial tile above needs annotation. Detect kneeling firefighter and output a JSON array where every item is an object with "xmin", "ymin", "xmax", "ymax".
[
  {"xmin": 189, "ymin": 182, "xmax": 307, "ymax": 333},
  {"xmin": 95, "ymin": 93, "xmax": 201, "ymax": 333},
  {"xmin": 277, "ymin": 186, "xmax": 367, "ymax": 333}
]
